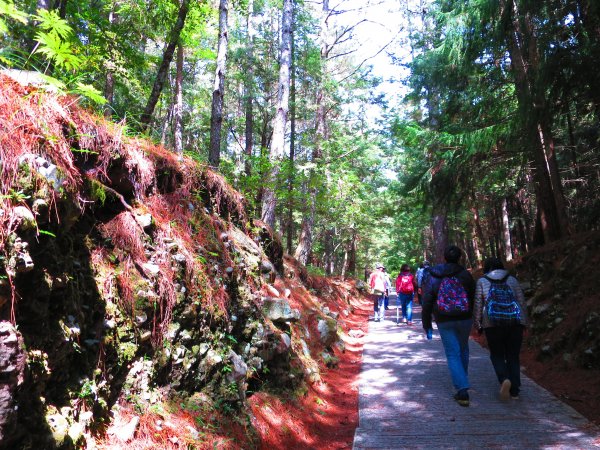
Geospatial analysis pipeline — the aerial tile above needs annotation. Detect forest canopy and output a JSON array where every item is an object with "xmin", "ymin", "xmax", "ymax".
[{"xmin": 1, "ymin": 0, "xmax": 599, "ymax": 275}]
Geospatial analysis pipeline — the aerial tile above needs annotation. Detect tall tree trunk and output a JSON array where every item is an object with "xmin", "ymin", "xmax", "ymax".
[
  {"xmin": 208, "ymin": 0, "xmax": 229, "ymax": 167},
  {"xmin": 431, "ymin": 203, "xmax": 448, "ymax": 264},
  {"xmin": 502, "ymin": 0, "xmax": 570, "ymax": 243},
  {"xmin": 470, "ymin": 202, "xmax": 485, "ymax": 262},
  {"xmin": 52, "ymin": 0, "xmax": 67, "ymax": 19},
  {"xmin": 173, "ymin": 42, "xmax": 184, "ymax": 155},
  {"xmin": 286, "ymin": 3, "xmax": 296, "ymax": 255},
  {"xmin": 578, "ymin": 0, "xmax": 600, "ymax": 118},
  {"xmin": 103, "ymin": 8, "xmax": 118, "ymax": 118},
  {"xmin": 501, "ymin": 197, "xmax": 513, "ymax": 261},
  {"xmin": 261, "ymin": 0, "xmax": 293, "ymax": 228},
  {"xmin": 104, "ymin": 71, "xmax": 114, "ymax": 118},
  {"xmin": 294, "ymin": 197, "xmax": 315, "ymax": 265},
  {"xmin": 346, "ymin": 229, "xmax": 357, "ymax": 277},
  {"xmin": 294, "ymin": 0, "xmax": 328, "ymax": 264},
  {"xmin": 255, "ymin": 114, "xmax": 272, "ymax": 216},
  {"xmin": 244, "ymin": 0, "xmax": 255, "ymax": 178},
  {"xmin": 140, "ymin": 0, "xmax": 190, "ymax": 130},
  {"xmin": 324, "ymin": 228, "xmax": 334, "ymax": 275}
]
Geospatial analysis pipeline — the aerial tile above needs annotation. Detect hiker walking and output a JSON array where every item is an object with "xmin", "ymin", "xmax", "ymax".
[
  {"xmin": 474, "ymin": 257, "xmax": 528, "ymax": 400},
  {"xmin": 383, "ymin": 267, "xmax": 392, "ymax": 310},
  {"xmin": 422, "ymin": 245, "xmax": 476, "ymax": 406},
  {"xmin": 395, "ymin": 264, "xmax": 416, "ymax": 325},
  {"xmin": 416, "ymin": 261, "xmax": 430, "ymax": 305},
  {"xmin": 369, "ymin": 263, "xmax": 387, "ymax": 322}
]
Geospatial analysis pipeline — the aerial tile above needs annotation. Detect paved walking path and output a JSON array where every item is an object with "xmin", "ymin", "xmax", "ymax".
[{"xmin": 353, "ymin": 294, "xmax": 600, "ymax": 449}]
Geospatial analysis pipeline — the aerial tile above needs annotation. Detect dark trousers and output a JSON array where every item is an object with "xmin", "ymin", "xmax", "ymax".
[{"xmin": 484, "ymin": 325, "xmax": 524, "ymax": 396}]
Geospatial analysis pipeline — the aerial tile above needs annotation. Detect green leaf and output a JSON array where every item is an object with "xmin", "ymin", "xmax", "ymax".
[{"xmin": 72, "ymin": 83, "xmax": 107, "ymax": 105}]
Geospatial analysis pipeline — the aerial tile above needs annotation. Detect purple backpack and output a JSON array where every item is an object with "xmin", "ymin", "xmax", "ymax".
[{"xmin": 436, "ymin": 276, "xmax": 469, "ymax": 316}]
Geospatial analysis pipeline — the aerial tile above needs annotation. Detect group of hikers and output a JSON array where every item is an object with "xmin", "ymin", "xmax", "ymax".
[{"xmin": 368, "ymin": 245, "xmax": 528, "ymax": 407}]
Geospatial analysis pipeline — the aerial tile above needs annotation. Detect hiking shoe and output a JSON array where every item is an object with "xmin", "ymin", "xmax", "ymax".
[
  {"xmin": 402, "ymin": 318, "xmax": 407, "ymax": 324},
  {"xmin": 500, "ymin": 379, "xmax": 511, "ymax": 401},
  {"xmin": 454, "ymin": 389, "xmax": 469, "ymax": 407},
  {"xmin": 511, "ymin": 395, "xmax": 520, "ymax": 400}
]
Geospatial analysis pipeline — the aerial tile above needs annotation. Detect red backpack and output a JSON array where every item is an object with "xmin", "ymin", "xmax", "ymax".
[{"xmin": 398, "ymin": 273, "xmax": 414, "ymax": 294}]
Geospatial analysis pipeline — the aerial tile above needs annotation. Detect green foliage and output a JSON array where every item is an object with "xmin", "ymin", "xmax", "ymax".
[
  {"xmin": 33, "ymin": 9, "xmax": 81, "ymax": 70},
  {"xmin": 0, "ymin": 0, "xmax": 27, "ymax": 34}
]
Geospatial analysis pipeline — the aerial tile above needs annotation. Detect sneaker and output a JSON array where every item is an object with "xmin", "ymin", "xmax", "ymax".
[
  {"xmin": 407, "ymin": 321, "xmax": 413, "ymax": 326},
  {"xmin": 500, "ymin": 379, "xmax": 511, "ymax": 401},
  {"xmin": 454, "ymin": 389, "xmax": 469, "ymax": 407},
  {"xmin": 402, "ymin": 318, "xmax": 407, "ymax": 324},
  {"xmin": 511, "ymin": 395, "xmax": 520, "ymax": 400}
]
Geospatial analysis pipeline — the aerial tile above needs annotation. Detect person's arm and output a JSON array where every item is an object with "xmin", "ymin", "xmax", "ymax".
[
  {"xmin": 509, "ymin": 276, "xmax": 528, "ymax": 326},
  {"xmin": 473, "ymin": 279, "xmax": 484, "ymax": 332},
  {"xmin": 422, "ymin": 275, "xmax": 435, "ymax": 330}
]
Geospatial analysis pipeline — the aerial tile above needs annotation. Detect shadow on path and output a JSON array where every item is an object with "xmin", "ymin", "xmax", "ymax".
[{"xmin": 353, "ymin": 293, "xmax": 600, "ymax": 449}]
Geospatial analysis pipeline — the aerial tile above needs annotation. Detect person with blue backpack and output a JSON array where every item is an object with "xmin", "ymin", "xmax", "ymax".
[
  {"xmin": 422, "ymin": 245, "xmax": 476, "ymax": 407},
  {"xmin": 474, "ymin": 257, "xmax": 528, "ymax": 401}
]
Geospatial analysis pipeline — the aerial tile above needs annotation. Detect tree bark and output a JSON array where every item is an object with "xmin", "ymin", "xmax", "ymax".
[
  {"xmin": 346, "ymin": 229, "xmax": 357, "ymax": 277},
  {"xmin": 431, "ymin": 203, "xmax": 448, "ymax": 264},
  {"xmin": 294, "ymin": 0, "xmax": 327, "ymax": 263},
  {"xmin": 261, "ymin": 0, "xmax": 293, "ymax": 228},
  {"xmin": 208, "ymin": 0, "xmax": 229, "ymax": 167},
  {"xmin": 104, "ymin": 70, "xmax": 114, "ymax": 118},
  {"xmin": 502, "ymin": 0, "xmax": 570, "ymax": 243},
  {"xmin": 324, "ymin": 228, "xmax": 334, "ymax": 275},
  {"xmin": 286, "ymin": 3, "xmax": 296, "ymax": 255},
  {"xmin": 139, "ymin": 0, "xmax": 190, "ymax": 130},
  {"xmin": 173, "ymin": 42, "xmax": 184, "ymax": 155},
  {"xmin": 501, "ymin": 197, "xmax": 513, "ymax": 261},
  {"xmin": 244, "ymin": 0, "xmax": 255, "ymax": 178}
]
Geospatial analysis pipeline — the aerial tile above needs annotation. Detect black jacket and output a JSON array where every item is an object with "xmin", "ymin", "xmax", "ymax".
[{"xmin": 422, "ymin": 263, "xmax": 476, "ymax": 330}]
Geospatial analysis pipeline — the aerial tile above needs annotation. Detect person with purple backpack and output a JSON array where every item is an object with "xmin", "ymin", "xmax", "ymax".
[{"xmin": 422, "ymin": 245, "xmax": 476, "ymax": 406}]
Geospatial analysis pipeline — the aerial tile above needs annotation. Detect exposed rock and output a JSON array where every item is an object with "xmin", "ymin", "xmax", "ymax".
[
  {"xmin": 262, "ymin": 298, "xmax": 300, "ymax": 323},
  {"xmin": 355, "ymin": 280, "xmax": 367, "ymax": 292},
  {"xmin": 12, "ymin": 206, "xmax": 36, "ymax": 232},
  {"xmin": 142, "ymin": 263, "xmax": 160, "ymax": 276},
  {"xmin": 135, "ymin": 213, "xmax": 153, "ymax": 229},
  {"xmin": 110, "ymin": 414, "xmax": 140, "ymax": 442},
  {"xmin": 46, "ymin": 412, "xmax": 70, "ymax": 446},
  {"xmin": 228, "ymin": 226, "xmax": 262, "ymax": 272},
  {"xmin": 532, "ymin": 303, "xmax": 551, "ymax": 316},
  {"xmin": 227, "ymin": 351, "xmax": 248, "ymax": 383},
  {"xmin": 0, "ymin": 322, "xmax": 25, "ymax": 444},
  {"xmin": 264, "ymin": 284, "xmax": 280, "ymax": 297},
  {"xmin": 317, "ymin": 317, "xmax": 338, "ymax": 347},
  {"xmin": 260, "ymin": 260, "xmax": 275, "ymax": 275},
  {"xmin": 276, "ymin": 333, "xmax": 292, "ymax": 354},
  {"xmin": 7, "ymin": 237, "xmax": 34, "ymax": 275}
]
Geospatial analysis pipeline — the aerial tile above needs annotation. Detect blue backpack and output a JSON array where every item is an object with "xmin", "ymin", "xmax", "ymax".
[
  {"xmin": 484, "ymin": 275, "xmax": 521, "ymax": 326},
  {"xmin": 436, "ymin": 275, "xmax": 469, "ymax": 316}
]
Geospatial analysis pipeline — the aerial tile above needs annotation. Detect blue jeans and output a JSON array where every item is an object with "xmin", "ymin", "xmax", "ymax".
[
  {"xmin": 373, "ymin": 293, "xmax": 385, "ymax": 321},
  {"xmin": 398, "ymin": 292, "xmax": 413, "ymax": 322},
  {"xmin": 437, "ymin": 319, "xmax": 472, "ymax": 391}
]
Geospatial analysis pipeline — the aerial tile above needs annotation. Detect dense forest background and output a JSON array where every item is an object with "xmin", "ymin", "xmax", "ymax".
[{"xmin": 2, "ymin": 0, "xmax": 599, "ymax": 274}]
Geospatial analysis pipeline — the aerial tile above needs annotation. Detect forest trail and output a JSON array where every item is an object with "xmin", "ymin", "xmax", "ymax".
[{"xmin": 352, "ymin": 293, "xmax": 600, "ymax": 449}]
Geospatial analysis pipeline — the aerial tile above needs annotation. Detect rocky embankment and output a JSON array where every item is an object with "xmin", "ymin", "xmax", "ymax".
[{"xmin": 0, "ymin": 73, "xmax": 356, "ymax": 449}]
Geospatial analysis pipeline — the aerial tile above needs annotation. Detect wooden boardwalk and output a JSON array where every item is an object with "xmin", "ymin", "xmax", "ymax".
[{"xmin": 353, "ymin": 295, "xmax": 600, "ymax": 449}]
